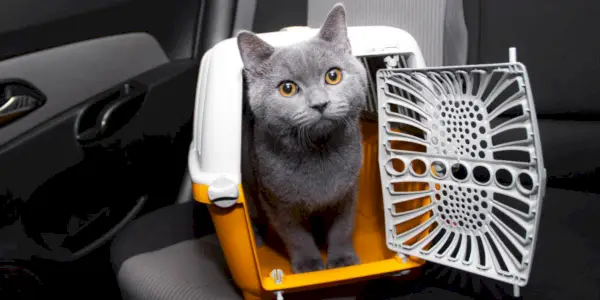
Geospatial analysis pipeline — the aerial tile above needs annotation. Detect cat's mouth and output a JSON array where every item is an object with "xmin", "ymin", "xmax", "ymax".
[
  {"xmin": 310, "ymin": 107, "xmax": 348, "ymax": 122},
  {"xmin": 301, "ymin": 114, "xmax": 353, "ymax": 137},
  {"xmin": 289, "ymin": 106, "xmax": 353, "ymax": 135},
  {"xmin": 308, "ymin": 118, "xmax": 335, "ymax": 131},
  {"xmin": 286, "ymin": 112, "xmax": 353, "ymax": 145}
]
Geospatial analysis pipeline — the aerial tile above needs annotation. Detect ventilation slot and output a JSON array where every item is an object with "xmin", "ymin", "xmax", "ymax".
[
  {"xmin": 490, "ymin": 221, "xmax": 523, "ymax": 264},
  {"xmin": 486, "ymin": 75, "xmax": 521, "ymax": 114},
  {"xmin": 388, "ymin": 140, "xmax": 427, "ymax": 153},
  {"xmin": 385, "ymin": 82, "xmax": 422, "ymax": 121},
  {"xmin": 390, "ymin": 182, "xmax": 430, "ymax": 194},
  {"xmin": 450, "ymin": 234, "xmax": 462, "ymax": 259},
  {"xmin": 457, "ymin": 71, "xmax": 469, "ymax": 95},
  {"xmin": 464, "ymin": 235, "xmax": 472, "ymax": 262},
  {"xmin": 388, "ymin": 121, "xmax": 426, "ymax": 140},
  {"xmin": 476, "ymin": 235, "xmax": 486, "ymax": 267},
  {"xmin": 359, "ymin": 54, "xmax": 411, "ymax": 119},
  {"xmin": 470, "ymin": 71, "xmax": 484, "ymax": 96},
  {"xmin": 493, "ymin": 150, "xmax": 531, "ymax": 163},
  {"xmin": 485, "ymin": 232, "xmax": 509, "ymax": 272},
  {"xmin": 423, "ymin": 228, "xmax": 447, "ymax": 253},
  {"xmin": 393, "ymin": 209, "xmax": 432, "ymax": 236},
  {"xmin": 402, "ymin": 221, "xmax": 439, "ymax": 247},
  {"xmin": 491, "ymin": 207, "xmax": 526, "ymax": 240},
  {"xmin": 493, "ymin": 193, "xmax": 529, "ymax": 215},
  {"xmin": 387, "ymin": 103, "xmax": 425, "ymax": 121},
  {"xmin": 489, "ymin": 104, "xmax": 525, "ymax": 129},
  {"xmin": 491, "ymin": 128, "xmax": 528, "ymax": 146},
  {"xmin": 438, "ymin": 232, "xmax": 456, "ymax": 255}
]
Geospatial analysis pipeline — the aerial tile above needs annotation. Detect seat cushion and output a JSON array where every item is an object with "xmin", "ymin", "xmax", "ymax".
[
  {"xmin": 117, "ymin": 236, "xmax": 242, "ymax": 300},
  {"xmin": 110, "ymin": 201, "xmax": 214, "ymax": 271},
  {"xmin": 111, "ymin": 201, "xmax": 239, "ymax": 300},
  {"xmin": 111, "ymin": 188, "xmax": 600, "ymax": 299}
]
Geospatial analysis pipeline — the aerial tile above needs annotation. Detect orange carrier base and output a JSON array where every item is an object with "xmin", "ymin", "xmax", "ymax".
[{"xmin": 193, "ymin": 120, "xmax": 429, "ymax": 299}]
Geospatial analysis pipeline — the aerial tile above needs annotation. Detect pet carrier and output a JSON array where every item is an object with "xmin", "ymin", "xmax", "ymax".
[{"xmin": 188, "ymin": 26, "xmax": 545, "ymax": 300}]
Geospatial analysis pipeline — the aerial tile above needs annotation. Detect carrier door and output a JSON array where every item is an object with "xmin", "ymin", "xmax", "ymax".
[{"xmin": 376, "ymin": 58, "xmax": 546, "ymax": 293}]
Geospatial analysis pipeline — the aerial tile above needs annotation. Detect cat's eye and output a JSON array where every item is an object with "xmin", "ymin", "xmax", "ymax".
[
  {"xmin": 325, "ymin": 68, "xmax": 342, "ymax": 85},
  {"xmin": 278, "ymin": 81, "xmax": 298, "ymax": 97}
]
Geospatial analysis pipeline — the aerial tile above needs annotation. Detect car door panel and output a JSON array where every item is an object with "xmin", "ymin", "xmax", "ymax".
[
  {"xmin": 0, "ymin": 33, "xmax": 168, "ymax": 146},
  {"xmin": 0, "ymin": 58, "xmax": 199, "ymax": 261},
  {"xmin": 0, "ymin": 0, "xmax": 242, "ymax": 269},
  {"xmin": 0, "ymin": 0, "xmax": 203, "ymax": 61},
  {"xmin": 0, "ymin": 0, "xmax": 238, "ymax": 297}
]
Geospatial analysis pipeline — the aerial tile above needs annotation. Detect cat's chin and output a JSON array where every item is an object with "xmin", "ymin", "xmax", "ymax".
[
  {"xmin": 287, "ymin": 114, "xmax": 354, "ymax": 140},
  {"xmin": 305, "ymin": 118, "xmax": 345, "ymax": 137}
]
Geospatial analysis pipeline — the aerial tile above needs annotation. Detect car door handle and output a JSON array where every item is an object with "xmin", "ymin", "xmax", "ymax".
[
  {"xmin": 0, "ymin": 82, "xmax": 45, "ymax": 127},
  {"xmin": 76, "ymin": 82, "xmax": 146, "ymax": 143}
]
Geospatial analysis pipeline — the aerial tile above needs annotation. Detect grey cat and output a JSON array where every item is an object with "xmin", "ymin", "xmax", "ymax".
[{"xmin": 237, "ymin": 3, "xmax": 367, "ymax": 274}]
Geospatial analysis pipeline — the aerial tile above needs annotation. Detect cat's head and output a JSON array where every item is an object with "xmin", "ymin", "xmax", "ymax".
[{"xmin": 237, "ymin": 3, "xmax": 367, "ymax": 137}]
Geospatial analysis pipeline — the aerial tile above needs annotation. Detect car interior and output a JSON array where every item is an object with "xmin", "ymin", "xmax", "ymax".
[{"xmin": 0, "ymin": 0, "xmax": 599, "ymax": 299}]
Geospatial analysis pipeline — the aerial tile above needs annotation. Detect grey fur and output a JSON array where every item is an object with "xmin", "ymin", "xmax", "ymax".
[{"xmin": 237, "ymin": 3, "xmax": 367, "ymax": 273}]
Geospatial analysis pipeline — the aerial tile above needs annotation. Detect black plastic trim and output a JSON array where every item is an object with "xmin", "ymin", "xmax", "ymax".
[
  {"xmin": 63, "ymin": 195, "xmax": 147, "ymax": 262},
  {"xmin": 0, "ymin": 59, "xmax": 199, "ymax": 263}
]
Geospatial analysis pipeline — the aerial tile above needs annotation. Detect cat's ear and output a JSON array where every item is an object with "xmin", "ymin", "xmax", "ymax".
[
  {"xmin": 317, "ymin": 3, "xmax": 351, "ymax": 53},
  {"xmin": 237, "ymin": 31, "xmax": 275, "ymax": 72}
]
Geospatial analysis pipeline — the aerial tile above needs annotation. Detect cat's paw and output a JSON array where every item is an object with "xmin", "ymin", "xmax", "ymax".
[
  {"xmin": 291, "ymin": 257, "xmax": 326, "ymax": 274},
  {"xmin": 327, "ymin": 250, "xmax": 360, "ymax": 269}
]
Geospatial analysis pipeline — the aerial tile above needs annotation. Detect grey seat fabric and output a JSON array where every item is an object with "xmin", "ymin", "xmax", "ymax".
[
  {"xmin": 307, "ymin": 0, "xmax": 468, "ymax": 66},
  {"xmin": 117, "ymin": 236, "xmax": 241, "ymax": 300},
  {"xmin": 110, "ymin": 201, "xmax": 231, "ymax": 300}
]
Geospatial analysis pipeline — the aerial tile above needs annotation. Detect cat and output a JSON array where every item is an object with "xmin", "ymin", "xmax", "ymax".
[{"xmin": 237, "ymin": 3, "xmax": 367, "ymax": 274}]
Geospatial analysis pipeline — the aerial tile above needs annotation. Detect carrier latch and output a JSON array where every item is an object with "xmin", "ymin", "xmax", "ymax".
[{"xmin": 207, "ymin": 177, "xmax": 239, "ymax": 208}]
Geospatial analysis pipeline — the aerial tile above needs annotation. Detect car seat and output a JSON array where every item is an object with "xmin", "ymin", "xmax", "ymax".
[{"xmin": 109, "ymin": 1, "xmax": 468, "ymax": 299}]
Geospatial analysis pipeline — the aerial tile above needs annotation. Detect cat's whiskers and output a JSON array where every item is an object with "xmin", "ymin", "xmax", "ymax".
[
  {"xmin": 290, "ymin": 111, "xmax": 304, "ymax": 121},
  {"xmin": 299, "ymin": 125, "xmax": 318, "ymax": 150},
  {"xmin": 342, "ymin": 116, "xmax": 352, "ymax": 128},
  {"xmin": 324, "ymin": 107, "xmax": 351, "ymax": 120},
  {"xmin": 306, "ymin": 126, "xmax": 320, "ymax": 149},
  {"xmin": 302, "ymin": 127, "xmax": 314, "ymax": 149},
  {"xmin": 291, "ymin": 111, "xmax": 312, "ymax": 127},
  {"xmin": 346, "ymin": 103, "xmax": 366, "ymax": 111}
]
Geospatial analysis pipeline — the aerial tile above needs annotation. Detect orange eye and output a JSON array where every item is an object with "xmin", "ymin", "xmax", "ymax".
[
  {"xmin": 278, "ymin": 81, "xmax": 298, "ymax": 97},
  {"xmin": 325, "ymin": 68, "xmax": 342, "ymax": 85}
]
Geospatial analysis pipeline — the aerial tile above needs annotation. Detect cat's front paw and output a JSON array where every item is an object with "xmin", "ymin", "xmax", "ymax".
[
  {"xmin": 327, "ymin": 250, "xmax": 360, "ymax": 269},
  {"xmin": 291, "ymin": 257, "xmax": 325, "ymax": 274}
]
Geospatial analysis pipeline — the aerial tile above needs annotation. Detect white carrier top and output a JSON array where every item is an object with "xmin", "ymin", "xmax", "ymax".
[{"xmin": 189, "ymin": 26, "xmax": 426, "ymax": 186}]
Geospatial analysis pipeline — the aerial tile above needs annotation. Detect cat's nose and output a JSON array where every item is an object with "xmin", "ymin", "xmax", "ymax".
[{"xmin": 310, "ymin": 101, "xmax": 330, "ymax": 112}]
